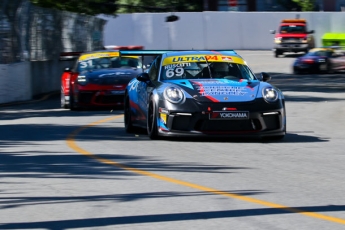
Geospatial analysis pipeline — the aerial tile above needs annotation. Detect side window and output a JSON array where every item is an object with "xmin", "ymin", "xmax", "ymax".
[{"xmin": 148, "ymin": 55, "xmax": 161, "ymax": 81}]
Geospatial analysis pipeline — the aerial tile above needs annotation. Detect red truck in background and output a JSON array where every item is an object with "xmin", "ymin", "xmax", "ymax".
[{"xmin": 270, "ymin": 19, "xmax": 315, "ymax": 58}]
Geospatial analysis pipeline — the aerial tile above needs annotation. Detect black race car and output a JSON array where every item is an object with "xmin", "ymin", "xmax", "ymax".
[
  {"xmin": 293, "ymin": 47, "xmax": 345, "ymax": 74},
  {"xmin": 123, "ymin": 50, "xmax": 286, "ymax": 140}
]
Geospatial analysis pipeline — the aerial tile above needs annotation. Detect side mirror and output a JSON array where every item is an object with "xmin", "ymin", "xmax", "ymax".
[
  {"xmin": 64, "ymin": 67, "xmax": 72, "ymax": 72},
  {"xmin": 308, "ymin": 30, "xmax": 314, "ymax": 34},
  {"xmin": 136, "ymin": 72, "xmax": 150, "ymax": 82},
  {"xmin": 270, "ymin": 30, "xmax": 276, "ymax": 34},
  {"xmin": 260, "ymin": 72, "xmax": 271, "ymax": 82}
]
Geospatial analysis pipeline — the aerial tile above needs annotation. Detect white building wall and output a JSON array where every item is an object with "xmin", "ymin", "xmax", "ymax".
[{"xmin": 102, "ymin": 12, "xmax": 345, "ymax": 50}]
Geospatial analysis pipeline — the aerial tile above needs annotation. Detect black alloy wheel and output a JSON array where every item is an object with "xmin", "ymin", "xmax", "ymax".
[
  {"xmin": 124, "ymin": 94, "xmax": 135, "ymax": 133},
  {"xmin": 147, "ymin": 96, "xmax": 159, "ymax": 139}
]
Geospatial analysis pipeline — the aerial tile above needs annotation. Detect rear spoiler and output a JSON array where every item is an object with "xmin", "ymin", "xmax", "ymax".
[
  {"xmin": 59, "ymin": 51, "xmax": 82, "ymax": 60},
  {"xmin": 119, "ymin": 50, "xmax": 172, "ymax": 56},
  {"xmin": 119, "ymin": 50, "xmax": 237, "ymax": 56}
]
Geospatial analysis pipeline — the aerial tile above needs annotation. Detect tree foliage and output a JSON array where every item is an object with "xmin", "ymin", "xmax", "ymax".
[
  {"xmin": 276, "ymin": 0, "xmax": 301, "ymax": 11},
  {"xmin": 29, "ymin": 0, "xmax": 119, "ymax": 15},
  {"xmin": 292, "ymin": 0, "xmax": 317, "ymax": 11},
  {"xmin": 29, "ymin": 0, "xmax": 203, "ymax": 15}
]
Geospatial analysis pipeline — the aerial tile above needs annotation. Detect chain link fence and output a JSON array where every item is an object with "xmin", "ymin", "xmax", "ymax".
[{"xmin": 0, "ymin": 0, "xmax": 106, "ymax": 64}]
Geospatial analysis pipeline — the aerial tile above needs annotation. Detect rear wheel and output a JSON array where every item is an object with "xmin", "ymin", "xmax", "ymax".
[
  {"xmin": 147, "ymin": 96, "xmax": 159, "ymax": 139},
  {"xmin": 124, "ymin": 94, "xmax": 135, "ymax": 133}
]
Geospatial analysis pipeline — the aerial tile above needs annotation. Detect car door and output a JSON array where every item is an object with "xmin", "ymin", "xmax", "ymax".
[
  {"xmin": 331, "ymin": 51, "xmax": 345, "ymax": 71},
  {"xmin": 136, "ymin": 56, "xmax": 161, "ymax": 126}
]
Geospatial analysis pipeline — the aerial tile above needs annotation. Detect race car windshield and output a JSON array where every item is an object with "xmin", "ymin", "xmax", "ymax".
[
  {"xmin": 305, "ymin": 51, "xmax": 332, "ymax": 57},
  {"xmin": 78, "ymin": 57, "xmax": 142, "ymax": 72},
  {"xmin": 161, "ymin": 62, "xmax": 256, "ymax": 81},
  {"xmin": 280, "ymin": 25, "xmax": 306, "ymax": 34}
]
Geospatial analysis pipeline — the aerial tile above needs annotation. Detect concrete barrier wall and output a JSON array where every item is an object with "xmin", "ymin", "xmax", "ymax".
[
  {"xmin": 0, "ymin": 60, "xmax": 74, "ymax": 105},
  {"xmin": 0, "ymin": 62, "xmax": 31, "ymax": 104},
  {"xmin": 102, "ymin": 12, "xmax": 345, "ymax": 50},
  {"xmin": 30, "ymin": 59, "xmax": 75, "ymax": 97}
]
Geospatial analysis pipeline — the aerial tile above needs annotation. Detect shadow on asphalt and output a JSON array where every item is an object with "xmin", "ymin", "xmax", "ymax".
[
  {"xmin": 1, "ymin": 204, "xmax": 345, "ymax": 229},
  {"xmin": 266, "ymin": 72, "xmax": 345, "ymax": 95}
]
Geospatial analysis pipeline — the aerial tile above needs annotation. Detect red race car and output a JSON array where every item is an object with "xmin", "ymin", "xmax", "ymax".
[{"xmin": 61, "ymin": 48, "xmax": 144, "ymax": 110}]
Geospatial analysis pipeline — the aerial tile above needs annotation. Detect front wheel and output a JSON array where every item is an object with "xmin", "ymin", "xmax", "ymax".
[
  {"xmin": 69, "ymin": 92, "xmax": 79, "ymax": 111},
  {"xmin": 274, "ymin": 50, "xmax": 282, "ymax": 58},
  {"xmin": 147, "ymin": 96, "xmax": 159, "ymax": 139},
  {"xmin": 61, "ymin": 87, "xmax": 69, "ymax": 109},
  {"xmin": 124, "ymin": 94, "xmax": 135, "ymax": 133}
]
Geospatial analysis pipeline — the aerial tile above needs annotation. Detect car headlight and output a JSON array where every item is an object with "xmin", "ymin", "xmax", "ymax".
[
  {"xmin": 77, "ymin": 75, "xmax": 88, "ymax": 85},
  {"xmin": 275, "ymin": 37, "xmax": 282, "ymax": 43},
  {"xmin": 262, "ymin": 87, "xmax": 278, "ymax": 103},
  {"xmin": 164, "ymin": 86, "xmax": 185, "ymax": 104}
]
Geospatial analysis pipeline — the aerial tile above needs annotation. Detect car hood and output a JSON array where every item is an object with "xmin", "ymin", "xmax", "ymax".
[
  {"xmin": 81, "ymin": 68, "xmax": 141, "ymax": 85},
  {"xmin": 163, "ymin": 79, "xmax": 261, "ymax": 103}
]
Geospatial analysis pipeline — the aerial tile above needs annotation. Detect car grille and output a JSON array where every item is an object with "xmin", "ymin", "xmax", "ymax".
[
  {"xmin": 79, "ymin": 92, "xmax": 124, "ymax": 105},
  {"xmin": 94, "ymin": 95, "xmax": 124, "ymax": 104},
  {"xmin": 262, "ymin": 114, "xmax": 280, "ymax": 130},
  {"xmin": 194, "ymin": 119, "xmax": 262, "ymax": 132},
  {"xmin": 170, "ymin": 114, "xmax": 281, "ymax": 133},
  {"xmin": 282, "ymin": 38, "xmax": 300, "ymax": 43}
]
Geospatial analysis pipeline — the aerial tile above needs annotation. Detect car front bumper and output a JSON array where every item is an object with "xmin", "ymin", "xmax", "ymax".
[
  {"xmin": 274, "ymin": 43, "xmax": 309, "ymax": 52},
  {"xmin": 74, "ymin": 90, "xmax": 125, "ymax": 107},
  {"xmin": 156, "ymin": 99, "xmax": 286, "ymax": 138}
]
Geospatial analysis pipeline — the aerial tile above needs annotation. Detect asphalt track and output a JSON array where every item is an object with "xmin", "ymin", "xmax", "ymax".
[{"xmin": 1, "ymin": 50, "xmax": 345, "ymax": 230}]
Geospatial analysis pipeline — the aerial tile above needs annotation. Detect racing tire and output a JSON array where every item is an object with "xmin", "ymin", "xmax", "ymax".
[
  {"xmin": 326, "ymin": 61, "xmax": 334, "ymax": 74},
  {"xmin": 61, "ymin": 88, "xmax": 69, "ymax": 109},
  {"xmin": 274, "ymin": 50, "xmax": 281, "ymax": 58},
  {"xmin": 147, "ymin": 95, "xmax": 159, "ymax": 140},
  {"xmin": 124, "ymin": 94, "xmax": 135, "ymax": 133},
  {"xmin": 69, "ymin": 92, "xmax": 79, "ymax": 111}
]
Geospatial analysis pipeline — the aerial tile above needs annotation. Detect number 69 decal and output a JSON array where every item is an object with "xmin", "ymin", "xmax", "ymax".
[{"xmin": 166, "ymin": 67, "xmax": 184, "ymax": 78}]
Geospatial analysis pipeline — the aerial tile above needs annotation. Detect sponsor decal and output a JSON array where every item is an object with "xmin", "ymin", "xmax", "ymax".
[
  {"xmin": 160, "ymin": 113, "xmax": 167, "ymax": 124},
  {"xmin": 128, "ymin": 80, "xmax": 139, "ymax": 92},
  {"xmin": 222, "ymin": 56, "xmax": 233, "ymax": 61},
  {"xmin": 162, "ymin": 55, "xmax": 245, "ymax": 65},
  {"xmin": 210, "ymin": 111, "xmax": 249, "ymax": 120},
  {"xmin": 164, "ymin": 63, "xmax": 191, "ymax": 69},
  {"xmin": 197, "ymin": 86, "xmax": 248, "ymax": 96}
]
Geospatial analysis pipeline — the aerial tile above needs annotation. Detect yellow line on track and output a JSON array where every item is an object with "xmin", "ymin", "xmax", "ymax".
[{"xmin": 66, "ymin": 115, "xmax": 345, "ymax": 225}]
